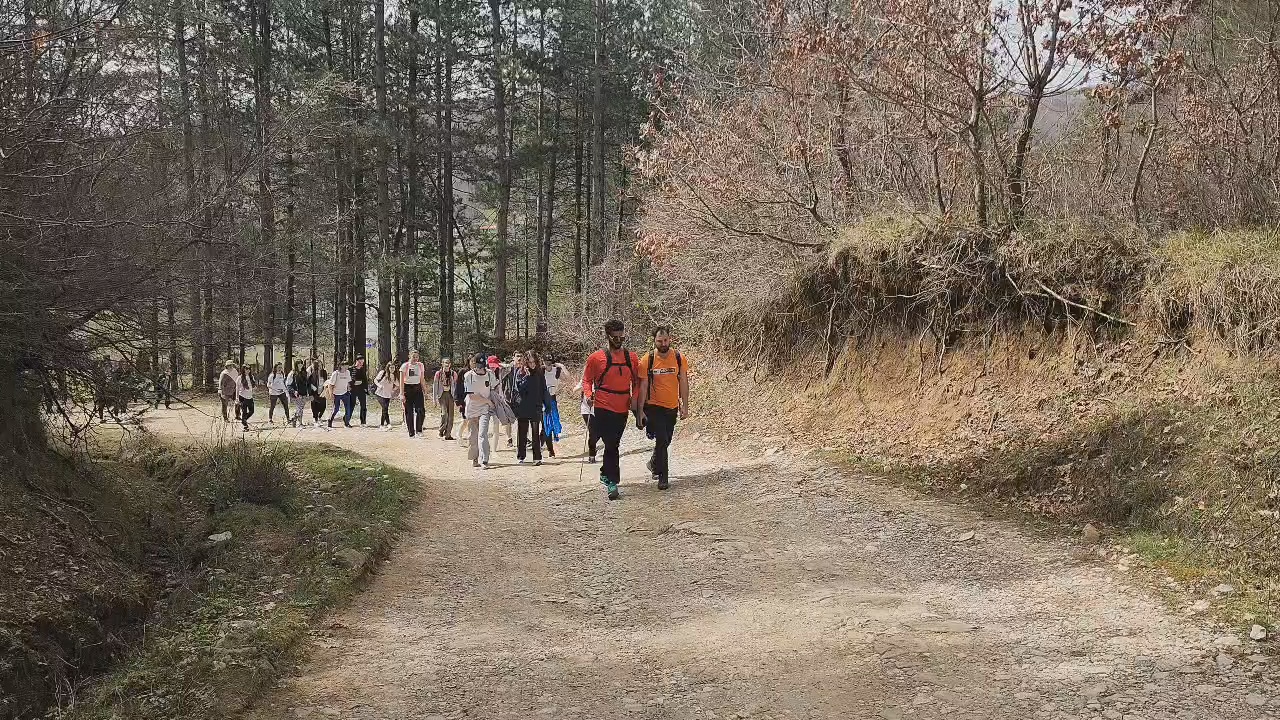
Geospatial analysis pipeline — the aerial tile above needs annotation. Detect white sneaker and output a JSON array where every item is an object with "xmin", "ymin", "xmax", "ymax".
[
  {"xmin": 481, "ymin": 463, "xmax": 491, "ymax": 470},
  {"xmin": 518, "ymin": 459, "xmax": 526, "ymax": 465}
]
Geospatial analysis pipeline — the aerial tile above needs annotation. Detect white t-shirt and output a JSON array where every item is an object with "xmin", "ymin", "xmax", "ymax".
[
  {"xmin": 267, "ymin": 373, "xmax": 287, "ymax": 395},
  {"xmin": 374, "ymin": 370, "xmax": 397, "ymax": 399},
  {"xmin": 330, "ymin": 369, "xmax": 352, "ymax": 396},
  {"xmin": 545, "ymin": 364, "xmax": 567, "ymax": 396},
  {"xmin": 400, "ymin": 361, "xmax": 425, "ymax": 385},
  {"xmin": 464, "ymin": 369, "xmax": 495, "ymax": 415},
  {"xmin": 237, "ymin": 375, "xmax": 255, "ymax": 400}
]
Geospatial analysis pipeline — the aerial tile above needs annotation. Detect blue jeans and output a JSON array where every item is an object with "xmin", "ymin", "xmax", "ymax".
[{"xmin": 328, "ymin": 392, "xmax": 353, "ymax": 426}]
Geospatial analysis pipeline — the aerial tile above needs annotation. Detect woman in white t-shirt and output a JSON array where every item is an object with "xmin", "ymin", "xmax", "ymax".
[
  {"xmin": 237, "ymin": 363, "xmax": 256, "ymax": 432},
  {"xmin": 399, "ymin": 350, "xmax": 427, "ymax": 438},
  {"xmin": 373, "ymin": 360, "xmax": 398, "ymax": 430},
  {"xmin": 266, "ymin": 362, "xmax": 288, "ymax": 424}
]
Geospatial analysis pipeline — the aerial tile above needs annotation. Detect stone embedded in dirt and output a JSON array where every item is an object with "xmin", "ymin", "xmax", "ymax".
[
  {"xmin": 335, "ymin": 548, "xmax": 368, "ymax": 570},
  {"xmin": 1251, "ymin": 625, "xmax": 1269, "ymax": 641},
  {"xmin": 208, "ymin": 531, "xmax": 232, "ymax": 544},
  {"xmin": 1212, "ymin": 583, "xmax": 1236, "ymax": 596},
  {"xmin": 1246, "ymin": 693, "xmax": 1268, "ymax": 706},
  {"xmin": 1190, "ymin": 599, "xmax": 1212, "ymax": 614},
  {"xmin": 1216, "ymin": 653, "xmax": 1235, "ymax": 671},
  {"xmin": 1215, "ymin": 634, "xmax": 1243, "ymax": 651},
  {"xmin": 1082, "ymin": 524, "xmax": 1101, "ymax": 544},
  {"xmin": 1080, "ymin": 683, "xmax": 1108, "ymax": 700}
]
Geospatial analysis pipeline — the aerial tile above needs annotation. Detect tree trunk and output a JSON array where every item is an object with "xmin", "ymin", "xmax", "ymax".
[
  {"xmin": 489, "ymin": 0, "xmax": 510, "ymax": 342},
  {"xmin": 539, "ymin": 98, "xmax": 560, "ymax": 327},
  {"xmin": 254, "ymin": 0, "xmax": 276, "ymax": 373},
  {"xmin": 375, "ymin": 0, "xmax": 393, "ymax": 366},
  {"xmin": 175, "ymin": 3, "xmax": 203, "ymax": 388},
  {"xmin": 436, "ymin": 0, "xmax": 456, "ymax": 359},
  {"xmin": 573, "ymin": 97, "xmax": 584, "ymax": 299},
  {"xmin": 590, "ymin": 0, "xmax": 607, "ymax": 265}
]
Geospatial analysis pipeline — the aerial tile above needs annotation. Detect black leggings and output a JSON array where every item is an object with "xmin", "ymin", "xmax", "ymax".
[
  {"xmin": 584, "ymin": 414, "xmax": 600, "ymax": 457},
  {"xmin": 378, "ymin": 396, "xmax": 391, "ymax": 426},
  {"xmin": 240, "ymin": 398, "xmax": 255, "ymax": 428},
  {"xmin": 518, "ymin": 417, "xmax": 544, "ymax": 461},
  {"xmin": 269, "ymin": 393, "xmax": 287, "ymax": 421},
  {"xmin": 311, "ymin": 395, "xmax": 326, "ymax": 421}
]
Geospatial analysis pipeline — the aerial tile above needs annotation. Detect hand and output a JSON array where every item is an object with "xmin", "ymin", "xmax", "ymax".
[
  {"xmin": 679, "ymin": 406, "xmax": 689, "ymax": 421},
  {"xmin": 635, "ymin": 412, "xmax": 647, "ymax": 430}
]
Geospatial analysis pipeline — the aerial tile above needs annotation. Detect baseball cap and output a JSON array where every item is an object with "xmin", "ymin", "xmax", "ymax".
[{"xmin": 487, "ymin": 355, "xmax": 501, "ymax": 368}]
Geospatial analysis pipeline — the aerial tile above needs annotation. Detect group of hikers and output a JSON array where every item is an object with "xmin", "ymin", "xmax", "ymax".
[{"xmin": 212, "ymin": 320, "xmax": 690, "ymax": 500}]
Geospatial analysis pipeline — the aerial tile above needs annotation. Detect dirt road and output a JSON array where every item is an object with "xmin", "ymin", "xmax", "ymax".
[{"xmin": 147, "ymin": 404, "xmax": 1275, "ymax": 720}]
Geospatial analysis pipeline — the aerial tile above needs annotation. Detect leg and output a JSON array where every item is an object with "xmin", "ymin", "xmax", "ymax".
[
  {"xmin": 531, "ymin": 418, "xmax": 543, "ymax": 462},
  {"xmin": 647, "ymin": 405, "xmax": 677, "ymax": 487},
  {"xmin": 343, "ymin": 393, "xmax": 355, "ymax": 426},
  {"xmin": 357, "ymin": 391, "xmax": 367, "ymax": 424},
  {"xmin": 517, "ymin": 419, "xmax": 530, "ymax": 461},
  {"xmin": 412, "ymin": 389, "xmax": 427, "ymax": 427},
  {"xmin": 458, "ymin": 408, "xmax": 469, "ymax": 446},
  {"xmin": 595, "ymin": 409, "xmax": 627, "ymax": 489},
  {"xmin": 477, "ymin": 414, "xmax": 493, "ymax": 465},
  {"xmin": 241, "ymin": 398, "xmax": 254, "ymax": 429},
  {"xmin": 587, "ymin": 415, "xmax": 600, "ymax": 458},
  {"xmin": 404, "ymin": 390, "xmax": 417, "ymax": 436},
  {"xmin": 465, "ymin": 418, "xmax": 480, "ymax": 463}
]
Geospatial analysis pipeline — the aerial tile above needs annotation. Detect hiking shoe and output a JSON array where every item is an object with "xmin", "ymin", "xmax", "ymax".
[
  {"xmin": 534, "ymin": 459, "xmax": 543, "ymax": 466},
  {"xmin": 518, "ymin": 458, "xmax": 526, "ymax": 465},
  {"xmin": 482, "ymin": 463, "xmax": 491, "ymax": 470},
  {"xmin": 657, "ymin": 477, "xmax": 669, "ymax": 490},
  {"xmin": 472, "ymin": 460, "xmax": 481, "ymax": 468},
  {"xmin": 606, "ymin": 483, "xmax": 620, "ymax": 501}
]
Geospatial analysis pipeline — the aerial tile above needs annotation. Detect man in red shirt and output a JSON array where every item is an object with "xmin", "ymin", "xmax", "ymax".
[{"xmin": 581, "ymin": 319, "xmax": 640, "ymax": 500}]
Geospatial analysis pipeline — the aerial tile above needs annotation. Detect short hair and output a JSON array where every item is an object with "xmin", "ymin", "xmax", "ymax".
[
  {"xmin": 604, "ymin": 319, "xmax": 624, "ymax": 335},
  {"xmin": 441, "ymin": 356, "xmax": 452, "ymax": 364},
  {"xmin": 653, "ymin": 325, "xmax": 673, "ymax": 339}
]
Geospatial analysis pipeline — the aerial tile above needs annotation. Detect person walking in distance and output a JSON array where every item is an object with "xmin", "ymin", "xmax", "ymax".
[
  {"xmin": 433, "ymin": 358, "xmax": 458, "ymax": 440},
  {"xmin": 237, "ymin": 363, "xmax": 256, "ymax": 431},
  {"xmin": 266, "ymin": 362, "xmax": 288, "ymax": 424},
  {"xmin": 454, "ymin": 361, "xmax": 469, "ymax": 447},
  {"xmin": 514, "ymin": 351, "xmax": 553, "ymax": 465},
  {"xmin": 399, "ymin": 350, "xmax": 427, "ymax": 438},
  {"xmin": 581, "ymin": 320, "xmax": 641, "ymax": 500},
  {"xmin": 463, "ymin": 354, "xmax": 497, "ymax": 469},
  {"xmin": 286, "ymin": 360, "xmax": 307, "ymax": 427},
  {"xmin": 308, "ymin": 361, "xmax": 328, "ymax": 428},
  {"xmin": 218, "ymin": 360, "xmax": 239, "ymax": 424},
  {"xmin": 490, "ymin": 355, "xmax": 516, "ymax": 449},
  {"xmin": 373, "ymin": 360, "xmax": 398, "ymax": 430},
  {"xmin": 350, "ymin": 356, "xmax": 370, "ymax": 426},
  {"xmin": 542, "ymin": 354, "xmax": 567, "ymax": 457},
  {"xmin": 327, "ymin": 359, "xmax": 354, "ymax": 429},
  {"xmin": 637, "ymin": 326, "xmax": 691, "ymax": 490}
]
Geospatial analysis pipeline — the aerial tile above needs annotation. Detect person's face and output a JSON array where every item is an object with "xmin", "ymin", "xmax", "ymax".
[
  {"xmin": 442, "ymin": 360, "xmax": 452, "ymax": 371},
  {"xmin": 654, "ymin": 332, "xmax": 672, "ymax": 353},
  {"xmin": 411, "ymin": 352, "xmax": 420, "ymax": 363},
  {"xmin": 515, "ymin": 356, "xmax": 526, "ymax": 369},
  {"xmin": 607, "ymin": 328, "xmax": 626, "ymax": 350},
  {"xmin": 356, "ymin": 359, "xmax": 365, "ymax": 368}
]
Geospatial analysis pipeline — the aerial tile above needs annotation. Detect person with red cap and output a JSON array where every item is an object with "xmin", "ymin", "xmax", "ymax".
[
  {"xmin": 489, "ymin": 354, "xmax": 515, "ymax": 449},
  {"xmin": 580, "ymin": 319, "xmax": 641, "ymax": 500}
]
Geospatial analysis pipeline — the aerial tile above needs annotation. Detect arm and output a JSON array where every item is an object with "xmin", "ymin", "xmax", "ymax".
[
  {"xmin": 431, "ymin": 372, "xmax": 441, "ymax": 405},
  {"xmin": 678, "ymin": 365, "xmax": 691, "ymax": 420}
]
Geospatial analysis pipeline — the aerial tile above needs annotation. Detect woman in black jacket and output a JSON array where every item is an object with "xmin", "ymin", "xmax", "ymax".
[{"xmin": 513, "ymin": 351, "xmax": 552, "ymax": 465}]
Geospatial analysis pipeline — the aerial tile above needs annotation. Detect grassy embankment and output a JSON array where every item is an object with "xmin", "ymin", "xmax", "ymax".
[{"xmin": 1, "ymin": 434, "xmax": 418, "ymax": 720}]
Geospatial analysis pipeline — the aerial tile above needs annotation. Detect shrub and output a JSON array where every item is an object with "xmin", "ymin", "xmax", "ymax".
[{"xmin": 203, "ymin": 441, "xmax": 290, "ymax": 508}]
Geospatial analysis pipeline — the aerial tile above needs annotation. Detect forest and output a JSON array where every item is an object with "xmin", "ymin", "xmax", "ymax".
[{"xmin": 3, "ymin": 0, "xmax": 691, "ymax": 450}]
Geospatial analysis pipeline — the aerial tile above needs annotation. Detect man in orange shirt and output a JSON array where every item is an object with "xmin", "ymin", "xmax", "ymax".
[
  {"xmin": 581, "ymin": 319, "xmax": 641, "ymax": 500},
  {"xmin": 637, "ymin": 326, "xmax": 690, "ymax": 490}
]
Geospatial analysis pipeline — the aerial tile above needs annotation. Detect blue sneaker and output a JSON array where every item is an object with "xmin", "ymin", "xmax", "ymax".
[{"xmin": 607, "ymin": 483, "xmax": 620, "ymax": 501}]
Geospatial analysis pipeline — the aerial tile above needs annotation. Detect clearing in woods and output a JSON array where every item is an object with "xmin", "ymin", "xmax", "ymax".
[{"xmin": 146, "ymin": 403, "xmax": 1274, "ymax": 720}]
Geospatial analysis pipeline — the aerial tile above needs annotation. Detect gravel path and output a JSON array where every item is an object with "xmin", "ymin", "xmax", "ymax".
[{"xmin": 147, "ymin": 403, "xmax": 1277, "ymax": 720}]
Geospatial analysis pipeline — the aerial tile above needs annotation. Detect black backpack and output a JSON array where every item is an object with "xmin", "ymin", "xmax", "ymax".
[{"xmin": 597, "ymin": 349, "xmax": 635, "ymax": 395}]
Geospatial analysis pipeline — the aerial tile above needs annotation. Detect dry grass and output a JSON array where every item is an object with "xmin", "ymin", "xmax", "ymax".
[{"xmin": 1149, "ymin": 228, "xmax": 1280, "ymax": 350}]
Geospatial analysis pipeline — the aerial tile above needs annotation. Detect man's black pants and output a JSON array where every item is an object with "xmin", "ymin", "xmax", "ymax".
[
  {"xmin": 594, "ymin": 408, "xmax": 628, "ymax": 486},
  {"xmin": 644, "ymin": 404, "xmax": 678, "ymax": 481}
]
